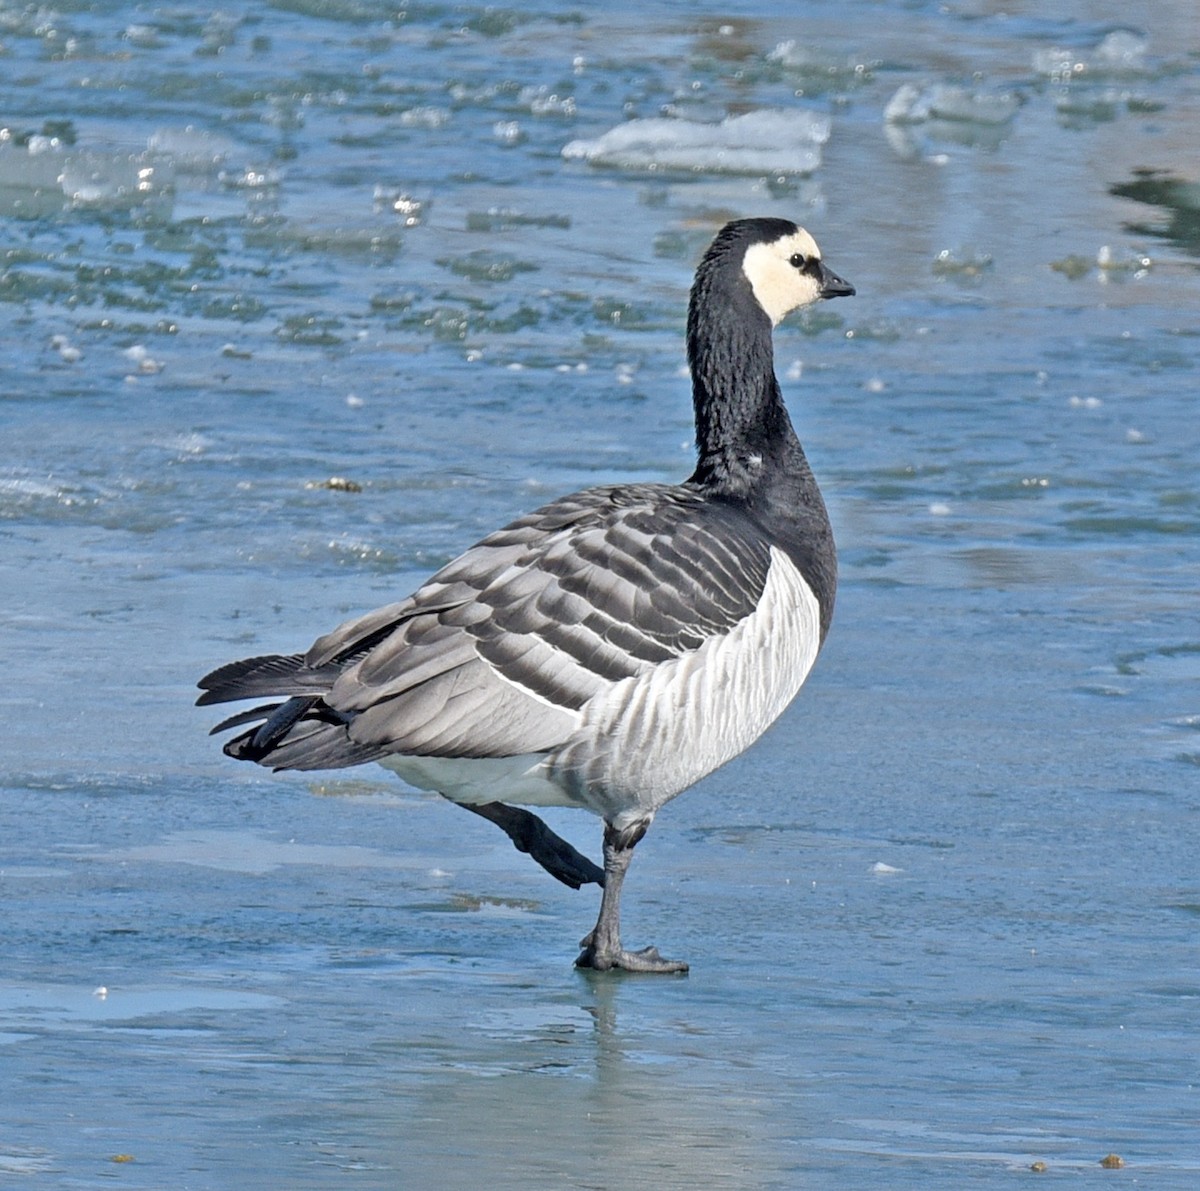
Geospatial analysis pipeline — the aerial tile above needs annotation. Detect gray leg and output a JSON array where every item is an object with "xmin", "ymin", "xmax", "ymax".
[
  {"xmin": 459, "ymin": 801, "xmax": 605, "ymax": 890},
  {"xmin": 575, "ymin": 820, "xmax": 688, "ymax": 974}
]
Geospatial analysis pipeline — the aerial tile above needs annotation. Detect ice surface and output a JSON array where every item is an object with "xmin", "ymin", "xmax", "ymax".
[
  {"xmin": 0, "ymin": 141, "xmax": 175, "ymax": 208},
  {"xmin": 562, "ymin": 109, "xmax": 830, "ymax": 175},
  {"xmin": 59, "ymin": 150, "xmax": 174, "ymax": 206},
  {"xmin": 0, "ymin": 142, "xmax": 66, "ymax": 191}
]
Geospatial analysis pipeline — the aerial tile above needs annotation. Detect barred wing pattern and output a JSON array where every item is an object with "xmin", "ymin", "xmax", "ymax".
[{"xmin": 200, "ymin": 484, "xmax": 774, "ymax": 778}]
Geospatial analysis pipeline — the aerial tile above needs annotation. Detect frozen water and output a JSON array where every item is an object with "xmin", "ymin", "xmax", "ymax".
[
  {"xmin": 1034, "ymin": 30, "xmax": 1153, "ymax": 82},
  {"xmin": 146, "ymin": 126, "xmax": 234, "ymax": 171},
  {"xmin": 2, "ymin": 1, "xmax": 1199, "ymax": 1187},
  {"xmin": 885, "ymin": 83, "xmax": 1019, "ymax": 127},
  {"xmin": 563, "ymin": 109, "xmax": 830, "ymax": 175}
]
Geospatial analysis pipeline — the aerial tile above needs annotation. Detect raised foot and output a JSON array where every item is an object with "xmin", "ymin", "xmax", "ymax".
[
  {"xmin": 575, "ymin": 942, "xmax": 689, "ymax": 975},
  {"xmin": 461, "ymin": 801, "xmax": 604, "ymax": 889}
]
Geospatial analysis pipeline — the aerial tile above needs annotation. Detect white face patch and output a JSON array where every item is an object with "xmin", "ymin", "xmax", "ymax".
[{"xmin": 742, "ymin": 228, "xmax": 824, "ymax": 325}]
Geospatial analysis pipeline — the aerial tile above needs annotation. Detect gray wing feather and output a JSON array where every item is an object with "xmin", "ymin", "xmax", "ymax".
[{"xmin": 203, "ymin": 483, "xmax": 772, "ymax": 769}]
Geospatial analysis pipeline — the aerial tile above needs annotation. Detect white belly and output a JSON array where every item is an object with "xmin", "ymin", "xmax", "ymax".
[
  {"xmin": 549, "ymin": 547, "xmax": 823, "ymax": 824},
  {"xmin": 380, "ymin": 548, "xmax": 823, "ymax": 828}
]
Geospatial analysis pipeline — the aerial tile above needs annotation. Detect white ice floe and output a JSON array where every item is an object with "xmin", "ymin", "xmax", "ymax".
[
  {"xmin": 885, "ymin": 82, "xmax": 1019, "ymax": 126},
  {"xmin": 563, "ymin": 108, "xmax": 830, "ymax": 175},
  {"xmin": 870, "ymin": 862, "xmax": 903, "ymax": 875},
  {"xmin": 1033, "ymin": 30, "xmax": 1150, "ymax": 81}
]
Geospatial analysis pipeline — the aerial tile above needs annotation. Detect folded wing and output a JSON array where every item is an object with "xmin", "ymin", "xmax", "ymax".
[{"xmin": 199, "ymin": 484, "xmax": 771, "ymax": 771}]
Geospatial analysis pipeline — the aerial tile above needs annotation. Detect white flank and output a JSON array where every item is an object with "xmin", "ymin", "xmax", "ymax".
[
  {"xmin": 377, "ymin": 548, "xmax": 823, "ymax": 824},
  {"xmin": 550, "ymin": 546, "xmax": 822, "ymax": 822}
]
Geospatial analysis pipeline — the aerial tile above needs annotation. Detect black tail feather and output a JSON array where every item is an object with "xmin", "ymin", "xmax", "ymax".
[
  {"xmin": 208, "ymin": 702, "xmax": 286, "ymax": 736},
  {"xmin": 196, "ymin": 653, "xmax": 338, "ymax": 706}
]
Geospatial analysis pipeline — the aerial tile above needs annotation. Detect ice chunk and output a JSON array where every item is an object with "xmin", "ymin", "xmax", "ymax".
[
  {"xmin": 563, "ymin": 109, "xmax": 830, "ymax": 176},
  {"xmin": 885, "ymin": 83, "xmax": 1018, "ymax": 126},
  {"xmin": 1034, "ymin": 30, "xmax": 1151, "ymax": 81},
  {"xmin": 493, "ymin": 120, "xmax": 525, "ymax": 146},
  {"xmin": 373, "ymin": 187, "xmax": 425, "ymax": 225},
  {"xmin": 147, "ymin": 126, "xmax": 234, "ymax": 171},
  {"xmin": 883, "ymin": 83, "xmax": 929, "ymax": 125},
  {"xmin": 398, "ymin": 106, "xmax": 451, "ymax": 129},
  {"xmin": 519, "ymin": 85, "xmax": 576, "ymax": 118},
  {"xmin": 123, "ymin": 344, "xmax": 164, "ymax": 374},
  {"xmin": 1095, "ymin": 29, "xmax": 1148, "ymax": 73},
  {"xmin": 766, "ymin": 40, "xmax": 875, "ymax": 89},
  {"xmin": 59, "ymin": 151, "xmax": 174, "ymax": 207}
]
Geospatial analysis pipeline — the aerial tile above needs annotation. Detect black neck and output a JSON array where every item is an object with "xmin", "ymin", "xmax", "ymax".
[{"xmin": 686, "ymin": 266, "xmax": 805, "ymax": 496}]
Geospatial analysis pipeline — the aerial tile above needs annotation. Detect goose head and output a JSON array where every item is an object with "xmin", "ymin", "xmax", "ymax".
[{"xmin": 739, "ymin": 221, "xmax": 855, "ymax": 326}]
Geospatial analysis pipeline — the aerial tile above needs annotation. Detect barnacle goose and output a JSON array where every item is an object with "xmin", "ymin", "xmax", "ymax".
[{"xmin": 198, "ymin": 218, "xmax": 854, "ymax": 973}]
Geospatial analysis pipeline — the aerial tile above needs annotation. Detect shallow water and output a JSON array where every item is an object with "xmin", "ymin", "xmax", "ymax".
[{"xmin": 2, "ymin": 1, "xmax": 1198, "ymax": 1186}]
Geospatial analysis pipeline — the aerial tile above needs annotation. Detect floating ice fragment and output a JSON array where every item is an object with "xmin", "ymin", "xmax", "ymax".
[
  {"xmin": 871, "ymin": 862, "xmax": 902, "ymax": 875},
  {"xmin": 1032, "ymin": 47, "xmax": 1085, "ymax": 83},
  {"xmin": 399, "ymin": 106, "xmax": 451, "ymax": 129},
  {"xmin": 520, "ymin": 85, "xmax": 576, "ymax": 117},
  {"xmin": 563, "ymin": 109, "xmax": 830, "ymax": 176},
  {"xmin": 220, "ymin": 165, "xmax": 281, "ymax": 190},
  {"xmin": 123, "ymin": 344, "xmax": 163, "ymax": 374},
  {"xmin": 767, "ymin": 40, "xmax": 876, "ymax": 88},
  {"xmin": 49, "ymin": 334, "xmax": 81, "ymax": 362},
  {"xmin": 1094, "ymin": 30, "xmax": 1148, "ymax": 72},
  {"xmin": 373, "ymin": 186, "xmax": 425, "ymax": 224},
  {"xmin": 883, "ymin": 83, "xmax": 926, "ymax": 124},
  {"xmin": 493, "ymin": 120, "xmax": 525, "ymax": 146},
  {"xmin": 885, "ymin": 82, "xmax": 1018, "ymax": 126},
  {"xmin": 59, "ymin": 151, "xmax": 174, "ymax": 206},
  {"xmin": 147, "ymin": 126, "xmax": 233, "ymax": 171},
  {"xmin": 123, "ymin": 24, "xmax": 162, "ymax": 48},
  {"xmin": 1034, "ymin": 30, "xmax": 1151, "ymax": 81}
]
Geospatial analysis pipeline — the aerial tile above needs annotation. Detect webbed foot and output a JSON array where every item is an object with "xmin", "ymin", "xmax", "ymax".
[{"xmin": 575, "ymin": 940, "xmax": 689, "ymax": 974}]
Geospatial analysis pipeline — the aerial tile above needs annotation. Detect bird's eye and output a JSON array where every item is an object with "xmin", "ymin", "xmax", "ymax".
[{"xmin": 789, "ymin": 253, "xmax": 808, "ymax": 269}]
